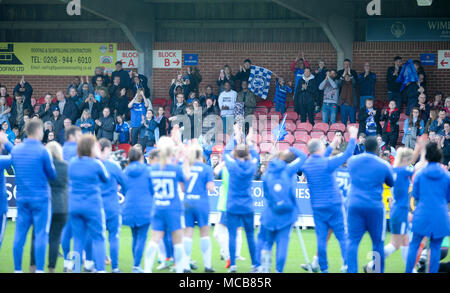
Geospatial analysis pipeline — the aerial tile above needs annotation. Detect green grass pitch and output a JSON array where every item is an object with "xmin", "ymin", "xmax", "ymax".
[{"xmin": 0, "ymin": 221, "xmax": 448, "ymax": 273}]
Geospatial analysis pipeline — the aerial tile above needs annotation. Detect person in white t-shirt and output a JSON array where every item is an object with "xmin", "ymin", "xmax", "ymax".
[{"xmin": 218, "ymin": 81, "xmax": 237, "ymax": 135}]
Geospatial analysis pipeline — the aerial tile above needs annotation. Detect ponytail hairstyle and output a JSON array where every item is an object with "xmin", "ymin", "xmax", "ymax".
[
  {"xmin": 187, "ymin": 143, "xmax": 204, "ymax": 166},
  {"xmin": 393, "ymin": 147, "xmax": 414, "ymax": 168},
  {"xmin": 157, "ymin": 136, "xmax": 175, "ymax": 168}
]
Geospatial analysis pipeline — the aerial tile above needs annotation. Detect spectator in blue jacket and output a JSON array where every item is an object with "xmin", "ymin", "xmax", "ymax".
[
  {"xmin": 60, "ymin": 125, "xmax": 81, "ymax": 272},
  {"xmin": 0, "ymin": 132, "xmax": 13, "ymax": 251},
  {"xmin": 128, "ymin": 89, "xmax": 150, "ymax": 146},
  {"xmin": 98, "ymin": 138, "xmax": 126, "ymax": 273},
  {"xmin": 357, "ymin": 63, "xmax": 376, "ymax": 109},
  {"xmin": 115, "ymin": 115, "xmax": 130, "ymax": 144},
  {"xmin": 346, "ymin": 136, "xmax": 394, "ymax": 273},
  {"xmin": 11, "ymin": 119, "xmax": 56, "ymax": 273},
  {"xmin": 258, "ymin": 147, "xmax": 307, "ymax": 273},
  {"xmin": 273, "ymin": 76, "xmax": 293, "ymax": 114},
  {"xmin": 299, "ymin": 126, "xmax": 358, "ymax": 273},
  {"xmin": 405, "ymin": 142, "xmax": 450, "ymax": 273},
  {"xmin": 75, "ymin": 109, "xmax": 95, "ymax": 134},
  {"xmin": 223, "ymin": 125, "xmax": 260, "ymax": 273},
  {"xmin": 112, "ymin": 61, "xmax": 131, "ymax": 90},
  {"xmin": 122, "ymin": 146, "xmax": 153, "ymax": 273},
  {"xmin": 68, "ymin": 134, "xmax": 109, "ymax": 273}
]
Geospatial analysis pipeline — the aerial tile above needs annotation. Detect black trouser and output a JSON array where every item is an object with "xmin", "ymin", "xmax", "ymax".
[
  {"xmin": 382, "ymin": 131, "xmax": 399, "ymax": 148},
  {"xmin": 138, "ymin": 136, "xmax": 155, "ymax": 153},
  {"xmin": 298, "ymin": 101, "xmax": 315, "ymax": 125},
  {"xmin": 130, "ymin": 127, "xmax": 140, "ymax": 146},
  {"xmin": 30, "ymin": 213, "xmax": 68, "ymax": 269}
]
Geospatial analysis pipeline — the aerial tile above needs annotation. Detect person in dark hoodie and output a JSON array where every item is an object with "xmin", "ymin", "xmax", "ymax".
[
  {"xmin": 96, "ymin": 107, "xmax": 115, "ymax": 142},
  {"xmin": 139, "ymin": 109, "xmax": 159, "ymax": 153},
  {"xmin": 406, "ymin": 142, "xmax": 450, "ymax": 273},
  {"xmin": 257, "ymin": 147, "xmax": 307, "ymax": 273},
  {"xmin": 381, "ymin": 100, "xmax": 400, "ymax": 148},
  {"xmin": 29, "ymin": 141, "xmax": 68, "ymax": 273},
  {"xmin": 37, "ymin": 93, "xmax": 53, "ymax": 123},
  {"xmin": 122, "ymin": 147, "xmax": 154, "ymax": 273},
  {"xmin": 111, "ymin": 61, "xmax": 131, "ymax": 90},
  {"xmin": 294, "ymin": 67, "xmax": 318, "ymax": 125},
  {"xmin": 223, "ymin": 124, "xmax": 260, "ymax": 273},
  {"xmin": 386, "ymin": 56, "xmax": 403, "ymax": 111},
  {"xmin": 357, "ymin": 62, "xmax": 376, "ymax": 109}
]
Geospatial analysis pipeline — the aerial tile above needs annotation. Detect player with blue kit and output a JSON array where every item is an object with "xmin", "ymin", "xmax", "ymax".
[
  {"xmin": 144, "ymin": 136, "xmax": 187, "ymax": 273},
  {"xmin": 183, "ymin": 143, "xmax": 215, "ymax": 272},
  {"xmin": 11, "ymin": 120, "xmax": 56, "ymax": 273},
  {"xmin": 0, "ymin": 132, "xmax": 13, "ymax": 251}
]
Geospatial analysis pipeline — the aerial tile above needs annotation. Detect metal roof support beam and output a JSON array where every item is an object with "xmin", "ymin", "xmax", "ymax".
[{"xmin": 272, "ymin": 0, "xmax": 355, "ymax": 69}]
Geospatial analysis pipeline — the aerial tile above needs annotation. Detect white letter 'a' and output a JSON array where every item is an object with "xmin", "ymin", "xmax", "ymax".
[
  {"xmin": 67, "ymin": 0, "xmax": 81, "ymax": 16},
  {"xmin": 366, "ymin": 0, "xmax": 381, "ymax": 16}
]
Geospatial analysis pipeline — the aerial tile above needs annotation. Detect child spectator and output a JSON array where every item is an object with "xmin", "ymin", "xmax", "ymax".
[
  {"xmin": 115, "ymin": 115, "xmax": 130, "ymax": 145},
  {"xmin": 273, "ymin": 75, "xmax": 293, "ymax": 115}
]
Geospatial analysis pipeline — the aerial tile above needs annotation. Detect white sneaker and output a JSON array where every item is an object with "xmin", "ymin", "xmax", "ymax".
[
  {"xmin": 236, "ymin": 256, "xmax": 246, "ymax": 261},
  {"xmin": 132, "ymin": 266, "xmax": 144, "ymax": 273}
]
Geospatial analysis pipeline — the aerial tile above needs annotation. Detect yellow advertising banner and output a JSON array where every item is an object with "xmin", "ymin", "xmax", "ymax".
[{"xmin": 0, "ymin": 43, "xmax": 117, "ymax": 76}]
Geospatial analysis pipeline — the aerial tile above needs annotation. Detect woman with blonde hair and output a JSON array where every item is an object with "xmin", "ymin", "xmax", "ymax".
[
  {"xmin": 68, "ymin": 134, "xmax": 109, "ymax": 273},
  {"xmin": 144, "ymin": 135, "xmax": 188, "ymax": 273},
  {"xmin": 30, "ymin": 141, "xmax": 68, "ymax": 273},
  {"xmin": 182, "ymin": 143, "xmax": 215, "ymax": 272},
  {"xmin": 365, "ymin": 147, "xmax": 415, "ymax": 272}
]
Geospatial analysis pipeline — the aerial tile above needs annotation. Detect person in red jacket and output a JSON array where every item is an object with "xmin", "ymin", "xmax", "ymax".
[{"xmin": 381, "ymin": 100, "xmax": 401, "ymax": 148}]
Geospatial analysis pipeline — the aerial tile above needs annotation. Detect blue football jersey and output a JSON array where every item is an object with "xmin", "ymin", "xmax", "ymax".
[
  {"xmin": 335, "ymin": 166, "xmax": 350, "ymax": 198},
  {"xmin": 185, "ymin": 162, "xmax": 213, "ymax": 207},
  {"xmin": 150, "ymin": 163, "xmax": 186, "ymax": 211}
]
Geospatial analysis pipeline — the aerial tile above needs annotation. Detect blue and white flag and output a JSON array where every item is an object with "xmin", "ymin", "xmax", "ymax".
[
  {"xmin": 396, "ymin": 59, "xmax": 419, "ymax": 92},
  {"xmin": 272, "ymin": 114, "xmax": 288, "ymax": 142},
  {"xmin": 248, "ymin": 65, "xmax": 273, "ymax": 100}
]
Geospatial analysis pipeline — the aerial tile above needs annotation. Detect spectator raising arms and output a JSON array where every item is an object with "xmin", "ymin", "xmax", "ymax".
[
  {"xmin": 128, "ymin": 89, "xmax": 150, "ymax": 146},
  {"xmin": 217, "ymin": 65, "xmax": 235, "ymax": 94},
  {"xmin": 386, "ymin": 56, "xmax": 404, "ymax": 111},
  {"xmin": 338, "ymin": 73, "xmax": 357, "ymax": 126},
  {"xmin": 319, "ymin": 70, "xmax": 339, "ymax": 125},
  {"xmin": 290, "ymin": 51, "xmax": 310, "ymax": 94},
  {"xmin": 273, "ymin": 75, "xmax": 293, "ymax": 115},
  {"xmin": 234, "ymin": 59, "xmax": 252, "ymax": 91}
]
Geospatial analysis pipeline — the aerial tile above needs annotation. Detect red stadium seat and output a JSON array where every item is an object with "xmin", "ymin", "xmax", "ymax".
[
  {"xmin": 287, "ymin": 100, "xmax": 294, "ymax": 107},
  {"xmin": 153, "ymin": 98, "xmax": 167, "ymax": 106},
  {"xmin": 259, "ymin": 142, "xmax": 273, "ymax": 153},
  {"xmin": 327, "ymin": 131, "xmax": 336, "ymax": 142},
  {"xmin": 285, "ymin": 120, "xmax": 296, "ymax": 132},
  {"xmin": 212, "ymin": 144, "xmax": 224, "ymax": 153},
  {"xmin": 296, "ymin": 122, "xmax": 313, "ymax": 133},
  {"xmin": 267, "ymin": 111, "xmax": 282, "ymax": 121},
  {"xmin": 260, "ymin": 131, "xmax": 273, "ymax": 142},
  {"xmin": 293, "ymin": 143, "xmax": 309, "ymax": 154},
  {"xmin": 347, "ymin": 123, "xmax": 359, "ymax": 130},
  {"xmin": 283, "ymin": 133, "xmax": 295, "ymax": 145},
  {"xmin": 286, "ymin": 107, "xmax": 295, "ymax": 112},
  {"xmin": 255, "ymin": 106, "xmax": 268, "ymax": 114},
  {"xmin": 313, "ymin": 122, "xmax": 329, "ymax": 133},
  {"xmin": 118, "ymin": 144, "xmax": 132, "ymax": 156},
  {"xmin": 344, "ymin": 132, "xmax": 350, "ymax": 141},
  {"xmin": 285, "ymin": 111, "xmax": 298, "ymax": 121},
  {"xmin": 277, "ymin": 142, "xmax": 291, "ymax": 152},
  {"xmin": 256, "ymin": 100, "xmax": 273, "ymax": 109},
  {"xmin": 311, "ymin": 130, "xmax": 325, "ymax": 139},
  {"xmin": 294, "ymin": 131, "xmax": 310, "ymax": 144},
  {"xmin": 254, "ymin": 110, "xmax": 268, "ymax": 119},
  {"xmin": 329, "ymin": 123, "xmax": 346, "ymax": 132},
  {"xmin": 314, "ymin": 112, "xmax": 322, "ymax": 121}
]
